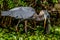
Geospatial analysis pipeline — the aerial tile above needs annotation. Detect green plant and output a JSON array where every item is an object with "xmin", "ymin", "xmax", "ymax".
[
  {"xmin": 18, "ymin": 0, "xmax": 28, "ymax": 6},
  {"xmin": 0, "ymin": 25, "xmax": 60, "ymax": 40},
  {"xmin": 52, "ymin": 0, "xmax": 58, "ymax": 4},
  {"xmin": 8, "ymin": 0, "xmax": 15, "ymax": 9}
]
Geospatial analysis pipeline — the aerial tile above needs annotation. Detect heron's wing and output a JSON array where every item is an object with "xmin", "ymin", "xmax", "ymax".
[
  {"xmin": 9, "ymin": 7, "xmax": 36, "ymax": 19},
  {"xmin": 1, "ymin": 7, "xmax": 36, "ymax": 19},
  {"xmin": 20, "ymin": 7, "xmax": 36, "ymax": 19}
]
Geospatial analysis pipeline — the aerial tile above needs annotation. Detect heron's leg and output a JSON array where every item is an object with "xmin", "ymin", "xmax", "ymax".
[
  {"xmin": 25, "ymin": 20, "xmax": 27, "ymax": 33},
  {"xmin": 33, "ymin": 20, "xmax": 36, "ymax": 28},
  {"xmin": 15, "ymin": 20, "xmax": 20, "ymax": 32},
  {"xmin": 1, "ymin": 17, "xmax": 5, "ymax": 24},
  {"xmin": 9, "ymin": 17, "xmax": 12, "ymax": 26},
  {"xmin": 1, "ymin": 16, "xmax": 6, "ymax": 27}
]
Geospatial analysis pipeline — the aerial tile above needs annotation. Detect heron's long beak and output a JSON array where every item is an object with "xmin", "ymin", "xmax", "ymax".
[{"xmin": 44, "ymin": 18, "xmax": 46, "ymax": 28}]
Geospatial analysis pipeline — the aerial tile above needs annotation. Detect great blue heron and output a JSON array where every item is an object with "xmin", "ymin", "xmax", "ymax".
[{"xmin": 1, "ymin": 7, "xmax": 50, "ymax": 34}]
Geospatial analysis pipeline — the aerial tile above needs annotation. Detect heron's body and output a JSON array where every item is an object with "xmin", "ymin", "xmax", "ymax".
[
  {"xmin": 1, "ymin": 7, "xmax": 50, "ymax": 34},
  {"xmin": 1, "ymin": 7, "xmax": 35, "ymax": 19},
  {"xmin": 1, "ymin": 7, "xmax": 50, "ymax": 21}
]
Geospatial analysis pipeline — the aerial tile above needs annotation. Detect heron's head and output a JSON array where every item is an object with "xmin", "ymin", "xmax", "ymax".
[{"xmin": 33, "ymin": 10, "xmax": 45, "ymax": 21}]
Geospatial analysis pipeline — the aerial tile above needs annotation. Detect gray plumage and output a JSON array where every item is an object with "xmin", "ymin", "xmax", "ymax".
[
  {"xmin": 1, "ymin": 7, "xmax": 50, "ymax": 22},
  {"xmin": 1, "ymin": 7, "xmax": 36, "ymax": 19}
]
